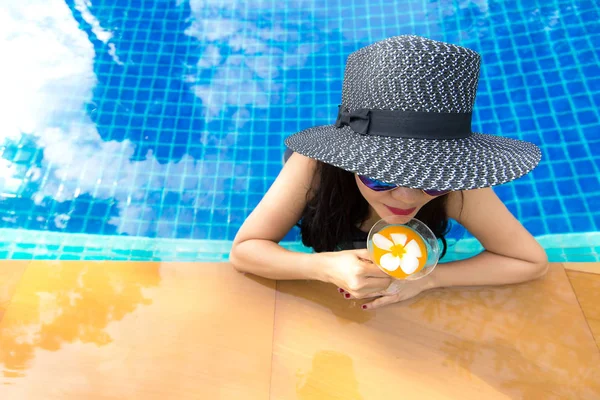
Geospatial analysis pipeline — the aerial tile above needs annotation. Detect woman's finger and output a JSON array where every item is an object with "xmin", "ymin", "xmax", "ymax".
[
  {"xmin": 337, "ymin": 287, "xmax": 354, "ymax": 299},
  {"xmin": 341, "ymin": 279, "xmax": 393, "ymax": 299},
  {"xmin": 362, "ymin": 293, "xmax": 400, "ymax": 310},
  {"xmin": 360, "ymin": 277, "xmax": 393, "ymax": 291},
  {"xmin": 361, "ymin": 262, "xmax": 392, "ymax": 279},
  {"xmin": 350, "ymin": 248, "xmax": 372, "ymax": 261}
]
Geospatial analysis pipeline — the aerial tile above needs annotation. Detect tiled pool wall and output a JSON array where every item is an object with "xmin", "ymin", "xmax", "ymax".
[
  {"xmin": 0, "ymin": 0, "xmax": 598, "ymax": 261},
  {"xmin": 1, "ymin": 229, "xmax": 598, "ymax": 262}
]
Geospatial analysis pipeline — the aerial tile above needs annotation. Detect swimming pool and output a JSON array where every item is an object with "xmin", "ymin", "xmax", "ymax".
[{"xmin": 1, "ymin": 0, "xmax": 598, "ymax": 262}]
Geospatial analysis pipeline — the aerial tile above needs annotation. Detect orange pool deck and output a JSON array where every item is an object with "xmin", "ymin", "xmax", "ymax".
[{"xmin": 0, "ymin": 261, "xmax": 598, "ymax": 399}]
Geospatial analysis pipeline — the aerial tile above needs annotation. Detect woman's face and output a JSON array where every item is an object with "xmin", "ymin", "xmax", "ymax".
[{"xmin": 355, "ymin": 175, "xmax": 436, "ymax": 223}]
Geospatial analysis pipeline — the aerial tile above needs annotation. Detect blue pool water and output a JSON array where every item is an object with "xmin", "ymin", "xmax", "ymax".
[{"xmin": 0, "ymin": 0, "xmax": 599, "ymax": 261}]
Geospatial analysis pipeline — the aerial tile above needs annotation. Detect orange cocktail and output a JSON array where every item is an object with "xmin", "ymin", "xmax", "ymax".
[{"xmin": 371, "ymin": 224, "xmax": 429, "ymax": 279}]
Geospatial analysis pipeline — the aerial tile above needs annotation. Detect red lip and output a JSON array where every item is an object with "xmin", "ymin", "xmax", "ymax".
[{"xmin": 385, "ymin": 205, "xmax": 416, "ymax": 216}]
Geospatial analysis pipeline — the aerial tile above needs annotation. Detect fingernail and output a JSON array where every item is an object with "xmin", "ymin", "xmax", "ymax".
[
  {"xmin": 361, "ymin": 305, "xmax": 367, "ymax": 310},
  {"xmin": 338, "ymin": 288, "xmax": 345, "ymax": 293},
  {"xmin": 344, "ymin": 293, "xmax": 351, "ymax": 299}
]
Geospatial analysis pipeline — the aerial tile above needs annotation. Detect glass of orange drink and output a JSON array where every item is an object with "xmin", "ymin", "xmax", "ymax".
[{"xmin": 367, "ymin": 216, "xmax": 440, "ymax": 295}]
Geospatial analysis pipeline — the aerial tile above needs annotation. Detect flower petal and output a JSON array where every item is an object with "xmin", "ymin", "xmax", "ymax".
[
  {"xmin": 399, "ymin": 254, "xmax": 420, "ymax": 274},
  {"xmin": 380, "ymin": 253, "xmax": 400, "ymax": 271},
  {"xmin": 373, "ymin": 233, "xmax": 393, "ymax": 251},
  {"xmin": 390, "ymin": 233, "xmax": 407, "ymax": 247},
  {"xmin": 404, "ymin": 239, "xmax": 422, "ymax": 258}
]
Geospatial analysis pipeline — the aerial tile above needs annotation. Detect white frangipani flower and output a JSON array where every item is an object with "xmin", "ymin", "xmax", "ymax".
[{"xmin": 373, "ymin": 232, "xmax": 423, "ymax": 274}]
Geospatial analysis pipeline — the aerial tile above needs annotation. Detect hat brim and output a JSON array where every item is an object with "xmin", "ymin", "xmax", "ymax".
[{"xmin": 284, "ymin": 125, "xmax": 541, "ymax": 191}]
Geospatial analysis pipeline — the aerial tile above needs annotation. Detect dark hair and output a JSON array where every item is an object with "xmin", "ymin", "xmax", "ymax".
[{"xmin": 298, "ymin": 161, "xmax": 452, "ymax": 258}]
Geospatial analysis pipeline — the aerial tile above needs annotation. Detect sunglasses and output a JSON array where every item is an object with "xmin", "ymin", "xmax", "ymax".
[{"xmin": 358, "ymin": 175, "xmax": 451, "ymax": 197}]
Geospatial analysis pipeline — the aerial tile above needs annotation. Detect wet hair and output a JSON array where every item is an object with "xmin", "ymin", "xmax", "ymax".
[{"xmin": 298, "ymin": 161, "xmax": 455, "ymax": 258}]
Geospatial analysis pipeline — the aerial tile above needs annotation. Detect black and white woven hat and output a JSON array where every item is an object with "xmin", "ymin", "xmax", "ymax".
[{"xmin": 284, "ymin": 35, "xmax": 541, "ymax": 191}]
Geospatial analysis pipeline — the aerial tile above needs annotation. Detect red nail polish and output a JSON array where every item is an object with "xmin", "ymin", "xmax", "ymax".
[
  {"xmin": 362, "ymin": 305, "xmax": 367, "ymax": 309},
  {"xmin": 338, "ymin": 288, "xmax": 345, "ymax": 293},
  {"xmin": 345, "ymin": 293, "xmax": 351, "ymax": 298}
]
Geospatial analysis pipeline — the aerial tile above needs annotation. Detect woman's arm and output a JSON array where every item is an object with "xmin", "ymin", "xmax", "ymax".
[
  {"xmin": 428, "ymin": 187, "xmax": 549, "ymax": 290},
  {"xmin": 229, "ymin": 152, "xmax": 393, "ymax": 298},
  {"xmin": 229, "ymin": 152, "xmax": 327, "ymax": 281},
  {"xmin": 362, "ymin": 187, "xmax": 550, "ymax": 309}
]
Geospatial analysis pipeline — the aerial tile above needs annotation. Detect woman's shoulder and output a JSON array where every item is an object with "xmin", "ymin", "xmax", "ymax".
[
  {"xmin": 444, "ymin": 190, "xmax": 463, "ymax": 221},
  {"xmin": 444, "ymin": 187, "xmax": 503, "ymax": 223},
  {"xmin": 283, "ymin": 151, "xmax": 320, "ymax": 192},
  {"xmin": 285, "ymin": 150, "xmax": 317, "ymax": 169},
  {"xmin": 232, "ymin": 151, "xmax": 318, "ymax": 245}
]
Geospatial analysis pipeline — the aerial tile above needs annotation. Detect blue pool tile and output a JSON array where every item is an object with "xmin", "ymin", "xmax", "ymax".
[
  {"xmin": 521, "ymin": 132, "xmax": 542, "ymax": 145},
  {"xmin": 514, "ymin": 183, "xmax": 535, "ymax": 198},
  {"xmin": 12, "ymin": 252, "xmax": 34, "ymax": 260},
  {"xmin": 532, "ymin": 163, "xmax": 551, "ymax": 179},
  {"xmin": 576, "ymin": 110, "xmax": 599, "ymax": 125},
  {"xmin": 588, "ymin": 141, "xmax": 600, "ymax": 156},
  {"xmin": 566, "ymin": 23, "xmax": 587, "ymax": 39},
  {"xmin": 543, "ymin": 199, "xmax": 564, "ymax": 216},
  {"xmin": 523, "ymin": 220, "xmax": 546, "ymax": 236},
  {"xmin": 211, "ymin": 225, "xmax": 228, "ymax": 239},
  {"xmin": 532, "ymin": 100, "xmax": 551, "ymax": 114},
  {"xmin": 564, "ymin": 197, "xmax": 588, "ymax": 213},
  {"xmin": 548, "ymin": 83, "xmax": 570, "ymax": 97},
  {"xmin": 247, "ymin": 194, "xmax": 264, "ymax": 209},
  {"xmin": 494, "ymin": 106, "xmax": 513, "ymax": 120},
  {"xmin": 567, "ymin": 81, "xmax": 586, "ymax": 94},
  {"xmin": 556, "ymin": 179, "xmax": 579, "ymax": 196},
  {"xmin": 580, "ymin": 126, "xmax": 599, "ymax": 142},
  {"xmin": 572, "ymin": 95, "xmax": 593, "ymax": 108},
  {"xmin": 477, "ymin": 108, "xmax": 494, "ymax": 121},
  {"xmin": 519, "ymin": 60, "xmax": 538, "ymax": 73},
  {"xmin": 573, "ymin": 160, "xmax": 596, "ymax": 175},
  {"xmin": 551, "ymin": 98, "xmax": 571, "ymax": 113},
  {"xmin": 589, "ymin": 195, "xmax": 600, "ymax": 212},
  {"xmin": 525, "ymin": 73, "xmax": 542, "ymax": 86},
  {"xmin": 282, "ymin": 227, "xmax": 301, "ymax": 242},
  {"xmin": 567, "ymin": 143, "xmax": 590, "ymax": 159},
  {"xmin": 583, "ymin": 64, "xmax": 600, "ymax": 78},
  {"xmin": 579, "ymin": 176, "xmax": 600, "ymax": 191},
  {"xmin": 230, "ymin": 193, "xmax": 246, "ymax": 208},
  {"xmin": 518, "ymin": 118, "xmax": 536, "ymax": 132},
  {"xmin": 571, "ymin": 216, "xmax": 594, "ymax": 232},
  {"xmin": 594, "ymin": 214, "xmax": 600, "ymax": 231},
  {"xmin": 527, "ymin": 86, "xmax": 546, "ymax": 100},
  {"xmin": 542, "ymin": 70, "xmax": 561, "ymax": 83},
  {"xmin": 557, "ymin": 113, "xmax": 576, "ymax": 127},
  {"xmin": 561, "ymin": 67, "xmax": 581, "ymax": 82},
  {"xmin": 520, "ymin": 201, "xmax": 541, "ymax": 218},
  {"xmin": 138, "ymin": 89, "xmax": 152, "ymax": 101},
  {"xmin": 509, "ymin": 89, "xmax": 528, "ymax": 102},
  {"xmin": 539, "ymin": 117, "xmax": 556, "ymax": 130},
  {"xmin": 515, "ymin": 105, "xmax": 535, "ymax": 119},
  {"xmin": 546, "ymin": 147, "xmax": 568, "ymax": 162},
  {"xmin": 546, "ymin": 217, "xmax": 571, "ymax": 233},
  {"xmin": 493, "ymin": 183, "xmax": 513, "ymax": 199},
  {"xmin": 251, "ymin": 134, "xmax": 268, "ymax": 146},
  {"xmin": 512, "ymin": 26, "xmax": 528, "ymax": 39},
  {"xmin": 538, "ymin": 57, "xmax": 556, "ymax": 70},
  {"xmin": 500, "ymin": 49, "xmax": 517, "ymax": 63},
  {"xmin": 502, "ymin": 62, "xmax": 520, "ymax": 75}
]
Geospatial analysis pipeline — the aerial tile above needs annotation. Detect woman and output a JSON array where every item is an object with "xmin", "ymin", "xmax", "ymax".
[{"xmin": 229, "ymin": 35, "xmax": 549, "ymax": 310}]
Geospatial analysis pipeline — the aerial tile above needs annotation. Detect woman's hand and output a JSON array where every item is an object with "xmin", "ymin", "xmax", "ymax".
[
  {"xmin": 319, "ymin": 248, "xmax": 393, "ymax": 299},
  {"xmin": 355, "ymin": 275, "xmax": 436, "ymax": 310}
]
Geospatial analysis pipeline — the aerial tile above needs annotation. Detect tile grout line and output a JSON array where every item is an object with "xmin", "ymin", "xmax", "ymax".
[
  {"xmin": 268, "ymin": 280, "xmax": 279, "ymax": 400},
  {"xmin": 563, "ymin": 262, "xmax": 600, "ymax": 274},
  {"xmin": 562, "ymin": 265, "xmax": 600, "ymax": 353},
  {"xmin": 0, "ymin": 261, "xmax": 34, "ymax": 326}
]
